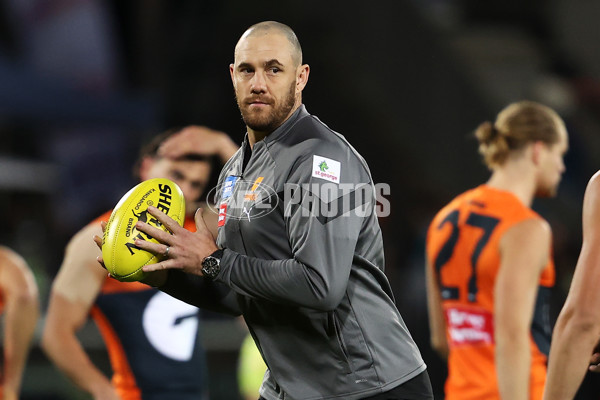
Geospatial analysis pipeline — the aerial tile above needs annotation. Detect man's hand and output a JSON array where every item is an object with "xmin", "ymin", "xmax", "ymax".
[
  {"xmin": 92, "ymin": 221, "xmax": 108, "ymax": 270},
  {"xmin": 158, "ymin": 126, "xmax": 238, "ymax": 163},
  {"xmin": 92, "ymin": 221, "xmax": 168, "ymax": 287},
  {"xmin": 135, "ymin": 206, "xmax": 218, "ymax": 276},
  {"xmin": 589, "ymin": 338, "xmax": 600, "ymax": 372}
]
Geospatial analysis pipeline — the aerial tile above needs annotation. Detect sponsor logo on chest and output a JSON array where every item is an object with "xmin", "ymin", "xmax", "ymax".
[
  {"xmin": 312, "ymin": 155, "xmax": 341, "ymax": 183},
  {"xmin": 445, "ymin": 305, "xmax": 494, "ymax": 347}
]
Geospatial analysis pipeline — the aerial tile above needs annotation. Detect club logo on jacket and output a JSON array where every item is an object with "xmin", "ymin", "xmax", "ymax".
[{"xmin": 207, "ymin": 176, "xmax": 278, "ymax": 224}]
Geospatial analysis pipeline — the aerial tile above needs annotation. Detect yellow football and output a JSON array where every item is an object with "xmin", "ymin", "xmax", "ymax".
[{"xmin": 102, "ymin": 178, "xmax": 185, "ymax": 282}]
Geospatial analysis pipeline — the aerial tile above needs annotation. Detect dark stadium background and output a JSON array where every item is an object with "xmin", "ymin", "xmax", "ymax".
[{"xmin": 1, "ymin": 0, "xmax": 600, "ymax": 398}]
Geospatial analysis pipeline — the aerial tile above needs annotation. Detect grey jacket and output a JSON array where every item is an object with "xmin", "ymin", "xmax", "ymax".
[{"xmin": 162, "ymin": 105, "xmax": 425, "ymax": 400}]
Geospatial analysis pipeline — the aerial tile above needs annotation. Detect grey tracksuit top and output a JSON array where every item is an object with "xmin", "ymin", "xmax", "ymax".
[{"xmin": 162, "ymin": 105, "xmax": 426, "ymax": 400}]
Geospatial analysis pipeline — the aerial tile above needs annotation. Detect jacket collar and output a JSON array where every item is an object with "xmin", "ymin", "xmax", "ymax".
[{"xmin": 242, "ymin": 104, "xmax": 308, "ymax": 148}]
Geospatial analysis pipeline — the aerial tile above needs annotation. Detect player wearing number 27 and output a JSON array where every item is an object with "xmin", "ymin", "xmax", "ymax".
[{"xmin": 425, "ymin": 101, "xmax": 568, "ymax": 400}]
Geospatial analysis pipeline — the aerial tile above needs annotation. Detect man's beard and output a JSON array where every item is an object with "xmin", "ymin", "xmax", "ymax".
[{"xmin": 237, "ymin": 81, "xmax": 296, "ymax": 133}]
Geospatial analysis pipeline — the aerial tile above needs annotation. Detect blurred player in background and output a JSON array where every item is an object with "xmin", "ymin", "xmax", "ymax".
[
  {"xmin": 543, "ymin": 170, "xmax": 600, "ymax": 400},
  {"xmin": 42, "ymin": 126, "xmax": 237, "ymax": 400},
  {"xmin": 0, "ymin": 246, "xmax": 39, "ymax": 400},
  {"xmin": 425, "ymin": 101, "xmax": 568, "ymax": 400}
]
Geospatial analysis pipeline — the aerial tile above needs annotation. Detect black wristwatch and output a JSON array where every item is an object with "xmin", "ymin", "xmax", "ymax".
[{"xmin": 201, "ymin": 249, "xmax": 224, "ymax": 279}]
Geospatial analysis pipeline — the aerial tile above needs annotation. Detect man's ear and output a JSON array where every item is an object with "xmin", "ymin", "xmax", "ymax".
[
  {"xmin": 230, "ymin": 63, "xmax": 235, "ymax": 85},
  {"xmin": 296, "ymin": 64, "xmax": 310, "ymax": 93},
  {"xmin": 531, "ymin": 141, "xmax": 545, "ymax": 165}
]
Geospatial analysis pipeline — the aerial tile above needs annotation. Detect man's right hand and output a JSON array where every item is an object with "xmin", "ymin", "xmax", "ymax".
[
  {"xmin": 93, "ymin": 222, "xmax": 168, "ymax": 287},
  {"xmin": 589, "ymin": 339, "xmax": 600, "ymax": 372}
]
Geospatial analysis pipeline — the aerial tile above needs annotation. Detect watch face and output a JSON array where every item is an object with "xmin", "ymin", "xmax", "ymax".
[{"xmin": 202, "ymin": 256, "xmax": 220, "ymax": 278}]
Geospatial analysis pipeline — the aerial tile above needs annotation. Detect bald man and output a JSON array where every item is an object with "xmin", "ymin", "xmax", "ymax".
[{"xmin": 122, "ymin": 21, "xmax": 433, "ymax": 400}]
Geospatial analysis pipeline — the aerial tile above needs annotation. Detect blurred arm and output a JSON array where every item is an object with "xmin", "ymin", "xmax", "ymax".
[
  {"xmin": 160, "ymin": 270, "xmax": 242, "ymax": 316},
  {"xmin": 41, "ymin": 223, "xmax": 120, "ymax": 400},
  {"xmin": 495, "ymin": 218, "xmax": 551, "ymax": 400},
  {"xmin": 544, "ymin": 172, "xmax": 600, "ymax": 400},
  {"xmin": 159, "ymin": 125, "xmax": 239, "ymax": 164},
  {"xmin": 425, "ymin": 258, "xmax": 448, "ymax": 359},
  {"xmin": 198, "ymin": 202, "xmax": 219, "ymax": 240},
  {"xmin": 0, "ymin": 247, "xmax": 40, "ymax": 400}
]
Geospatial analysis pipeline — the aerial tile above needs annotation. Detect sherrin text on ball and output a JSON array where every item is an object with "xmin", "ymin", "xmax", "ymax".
[{"xmin": 102, "ymin": 178, "xmax": 185, "ymax": 281}]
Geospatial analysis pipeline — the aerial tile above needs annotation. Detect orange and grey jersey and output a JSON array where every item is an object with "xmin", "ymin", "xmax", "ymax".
[
  {"xmin": 426, "ymin": 185, "xmax": 555, "ymax": 400},
  {"xmin": 91, "ymin": 212, "xmax": 206, "ymax": 400},
  {"xmin": 162, "ymin": 105, "xmax": 426, "ymax": 400}
]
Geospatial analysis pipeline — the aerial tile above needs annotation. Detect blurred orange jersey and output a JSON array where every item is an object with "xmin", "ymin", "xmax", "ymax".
[{"xmin": 426, "ymin": 185, "xmax": 554, "ymax": 400}]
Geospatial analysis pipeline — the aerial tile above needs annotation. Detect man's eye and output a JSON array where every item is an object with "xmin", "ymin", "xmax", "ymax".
[
  {"xmin": 192, "ymin": 182, "xmax": 205, "ymax": 191},
  {"xmin": 269, "ymin": 67, "xmax": 280, "ymax": 73},
  {"xmin": 170, "ymin": 171, "xmax": 184, "ymax": 181}
]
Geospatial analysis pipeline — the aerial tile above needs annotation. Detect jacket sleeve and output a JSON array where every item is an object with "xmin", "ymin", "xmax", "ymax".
[
  {"xmin": 216, "ymin": 146, "xmax": 375, "ymax": 311},
  {"xmin": 160, "ymin": 270, "xmax": 242, "ymax": 316}
]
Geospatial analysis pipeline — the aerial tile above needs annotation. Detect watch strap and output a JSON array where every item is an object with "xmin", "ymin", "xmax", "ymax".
[{"xmin": 210, "ymin": 248, "xmax": 225, "ymax": 259}]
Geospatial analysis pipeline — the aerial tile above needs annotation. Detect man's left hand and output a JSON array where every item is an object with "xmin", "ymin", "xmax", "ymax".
[{"xmin": 135, "ymin": 206, "xmax": 218, "ymax": 276}]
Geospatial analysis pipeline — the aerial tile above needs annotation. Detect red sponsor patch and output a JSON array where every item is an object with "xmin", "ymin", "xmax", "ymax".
[
  {"xmin": 445, "ymin": 306, "xmax": 494, "ymax": 347},
  {"xmin": 218, "ymin": 203, "xmax": 227, "ymax": 227}
]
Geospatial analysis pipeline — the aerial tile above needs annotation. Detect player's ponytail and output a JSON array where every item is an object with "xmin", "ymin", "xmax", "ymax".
[
  {"xmin": 475, "ymin": 101, "xmax": 564, "ymax": 170},
  {"xmin": 475, "ymin": 121, "xmax": 510, "ymax": 169}
]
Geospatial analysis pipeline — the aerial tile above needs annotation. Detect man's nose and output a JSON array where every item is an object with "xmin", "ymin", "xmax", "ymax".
[
  {"xmin": 250, "ymin": 71, "xmax": 267, "ymax": 93},
  {"xmin": 183, "ymin": 187, "xmax": 198, "ymax": 201}
]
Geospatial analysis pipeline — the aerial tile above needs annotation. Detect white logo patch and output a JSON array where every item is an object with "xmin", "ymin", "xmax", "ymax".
[
  {"xmin": 312, "ymin": 155, "xmax": 341, "ymax": 184},
  {"xmin": 142, "ymin": 291, "xmax": 199, "ymax": 361}
]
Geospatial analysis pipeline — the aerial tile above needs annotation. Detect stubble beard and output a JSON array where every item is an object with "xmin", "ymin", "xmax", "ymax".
[{"xmin": 237, "ymin": 81, "xmax": 297, "ymax": 134}]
